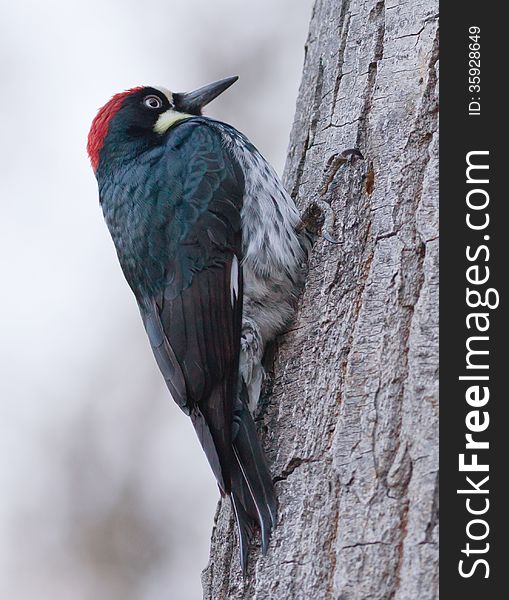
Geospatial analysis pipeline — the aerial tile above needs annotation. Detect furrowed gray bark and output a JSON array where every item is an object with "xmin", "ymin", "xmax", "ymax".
[{"xmin": 202, "ymin": 0, "xmax": 438, "ymax": 598}]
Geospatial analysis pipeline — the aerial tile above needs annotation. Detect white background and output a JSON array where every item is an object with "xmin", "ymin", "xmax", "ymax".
[{"xmin": 0, "ymin": 1, "xmax": 312, "ymax": 598}]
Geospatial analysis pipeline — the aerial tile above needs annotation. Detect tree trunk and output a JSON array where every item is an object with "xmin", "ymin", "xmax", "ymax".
[{"xmin": 202, "ymin": 0, "xmax": 439, "ymax": 598}]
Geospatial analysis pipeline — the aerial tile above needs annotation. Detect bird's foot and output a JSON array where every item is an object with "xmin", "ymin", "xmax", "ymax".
[
  {"xmin": 299, "ymin": 198, "xmax": 341, "ymax": 243},
  {"xmin": 298, "ymin": 148, "xmax": 363, "ymax": 244},
  {"xmin": 318, "ymin": 148, "xmax": 363, "ymax": 196}
]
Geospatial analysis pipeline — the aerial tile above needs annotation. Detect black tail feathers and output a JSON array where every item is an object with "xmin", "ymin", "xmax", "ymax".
[{"xmin": 230, "ymin": 393, "xmax": 277, "ymax": 574}]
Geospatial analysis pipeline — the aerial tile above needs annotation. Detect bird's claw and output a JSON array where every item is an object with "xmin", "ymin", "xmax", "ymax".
[
  {"xmin": 319, "ymin": 148, "xmax": 364, "ymax": 196},
  {"xmin": 317, "ymin": 198, "xmax": 341, "ymax": 244},
  {"xmin": 340, "ymin": 148, "xmax": 364, "ymax": 161},
  {"xmin": 323, "ymin": 230, "xmax": 342, "ymax": 245},
  {"xmin": 298, "ymin": 147, "xmax": 363, "ymax": 243},
  {"xmin": 318, "ymin": 148, "xmax": 363, "ymax": 243}
]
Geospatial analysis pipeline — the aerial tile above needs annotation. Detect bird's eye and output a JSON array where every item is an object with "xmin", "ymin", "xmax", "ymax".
[{"xmin": 143, "ymin": 95, "xmax": 163, "ymax": 109}]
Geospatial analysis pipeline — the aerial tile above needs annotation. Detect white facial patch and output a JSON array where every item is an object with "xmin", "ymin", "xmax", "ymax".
[
  {"xmin": 154, "ymin": 109, "xmax": 191, "ymax": 134},
  {"xmin": 153, "ymin": 86, "xmax": 174, "ymax": 105},
  {"xmin": 152, "ymin": 86, "xmax": 192, "ymax": 135}
]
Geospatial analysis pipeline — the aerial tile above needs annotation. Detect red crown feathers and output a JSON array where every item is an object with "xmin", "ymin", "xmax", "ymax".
[{"xmin": 87, "ymin": 87, "xmax": 143, "ymax": 171}]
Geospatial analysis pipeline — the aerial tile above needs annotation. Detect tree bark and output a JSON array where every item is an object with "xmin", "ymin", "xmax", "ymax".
[{"xmin": 202, "ymin": 0, "xmax": 438, "ymax": 598}]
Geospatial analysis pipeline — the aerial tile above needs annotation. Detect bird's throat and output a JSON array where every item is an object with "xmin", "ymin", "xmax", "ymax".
[{"xmin": 154, "ymin": 109, "xmax": 192, "ymax": 135}]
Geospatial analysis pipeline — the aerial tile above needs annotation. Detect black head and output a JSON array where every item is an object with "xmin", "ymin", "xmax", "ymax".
[{"xmin": 87, "ymin": 76, "xmax": 238, "ymax": 172}]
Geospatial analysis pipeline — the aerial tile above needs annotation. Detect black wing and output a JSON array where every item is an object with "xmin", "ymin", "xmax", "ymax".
[{"xmin": 138, "ymin": 121, "xmax": 244, "ymax": 493}]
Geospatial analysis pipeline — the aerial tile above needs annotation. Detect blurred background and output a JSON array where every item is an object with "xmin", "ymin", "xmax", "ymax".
[{"xmin": 0, "ymin": 1, "xmax": 312, "ymax": 598}]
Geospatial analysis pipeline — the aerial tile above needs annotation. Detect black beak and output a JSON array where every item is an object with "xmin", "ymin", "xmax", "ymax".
[{"xmin": 173, "ymin": 76, "xmax": 238, "ymax": 115}]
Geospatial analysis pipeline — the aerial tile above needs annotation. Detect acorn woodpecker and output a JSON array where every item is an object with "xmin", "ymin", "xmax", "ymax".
[{"xmin": 87, "ymin": 76, "xmax": 309, "ymax": 572}]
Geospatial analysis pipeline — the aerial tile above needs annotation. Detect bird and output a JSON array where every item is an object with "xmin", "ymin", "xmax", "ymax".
[{"xmin": 87, "ymin": 76, "xmax": 310, "ymax": 573}]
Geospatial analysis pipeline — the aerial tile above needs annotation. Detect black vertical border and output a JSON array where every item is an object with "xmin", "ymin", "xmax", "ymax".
[{"xmin": 441, "ymin": 3, "xmax": 505, "ymax": 596}]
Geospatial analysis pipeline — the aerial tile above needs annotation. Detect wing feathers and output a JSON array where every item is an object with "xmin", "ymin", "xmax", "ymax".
[{"xmin": 129, "ymin": 122, "xmax": 280, "ymax": 560}]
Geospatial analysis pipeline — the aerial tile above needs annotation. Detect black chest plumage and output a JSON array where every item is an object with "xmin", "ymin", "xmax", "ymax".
[
  {"xmin": 95, "ymin": 114, "xmax": 281, "ymax": 571},
  {"xmin": 98, "ymin": 120, "xmax": 244, "ymax": 301},
  {"xmin": 98, "ymin": 118, "xmax": 246, "ymax": 486}
]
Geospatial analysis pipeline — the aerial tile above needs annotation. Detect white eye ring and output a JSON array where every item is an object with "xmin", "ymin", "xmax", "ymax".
[{"xmin": 143, "ymin": 95, "xmax": 163, "ymax": 109}]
